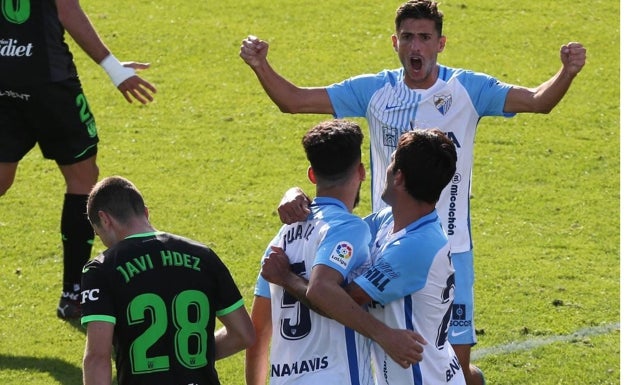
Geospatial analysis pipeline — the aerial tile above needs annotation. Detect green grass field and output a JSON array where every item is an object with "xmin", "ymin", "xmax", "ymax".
[{"xmin": 0, "ymin": 0, "xmax": 619, "ymax": 384}]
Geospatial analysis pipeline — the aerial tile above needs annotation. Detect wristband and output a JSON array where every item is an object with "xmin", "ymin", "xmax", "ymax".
[{"xmin": 99, "ymin": 54, "xmax": 136, "ymax": 87}]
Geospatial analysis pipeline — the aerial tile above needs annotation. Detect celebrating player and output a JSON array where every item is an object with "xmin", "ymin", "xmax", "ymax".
[
  {"xmin": 240, "ymin": 1, "xmax": 586, "ymax": 382},
  {"xmin": 264, "ymin": 129, "xmax": 463, "ymax": 384},
  {"xmin": 245, "ymin": 120, "xmax": 425, "ymax": 385}
]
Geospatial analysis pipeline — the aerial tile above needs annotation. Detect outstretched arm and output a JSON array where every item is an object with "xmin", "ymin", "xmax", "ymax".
[
  {"xmin": 56, "ymin": 0, "xmax": 156, "ymax": 104},
  {"xmin": 240, "ymin": 35, "xmax": 334, "ymax": 114},
  {"xmin": 261, "ymin": 246, "xmax": 329, "ymax": 316},
  {"xmin": 504, "ymin": 42, "xmax": 586, "ymax": 113}
]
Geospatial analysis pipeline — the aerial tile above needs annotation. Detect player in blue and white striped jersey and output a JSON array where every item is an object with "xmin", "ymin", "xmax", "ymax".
[
  {"xmin": 246, "ymin": 120, "xmax": 426, "ymax": 385},
  {"xmin": 240, "ymin": 1, "xmax": 585, "ymax": 382},
  {"xmin": 265, "ymin": 129, "xmax": 462, "ymax": 384}
]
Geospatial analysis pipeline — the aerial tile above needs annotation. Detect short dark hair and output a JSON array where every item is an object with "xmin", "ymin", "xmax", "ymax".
[
  {"xmin": 302, "ymin": 119, "xmax": 363, "ymax": 187},
  {"xmin": 395, "ymin": 0, "xmax": 444, "ymax": 36},
  {"xmin": 393, "ymin": 129, "xmax": 457, "ymax": 203},
  {"xmin": 87, "ymin": 176, "xmax": 146, "ymax": 226}
]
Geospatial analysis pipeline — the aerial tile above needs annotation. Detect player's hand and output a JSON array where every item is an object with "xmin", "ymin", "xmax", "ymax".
[
  {"xmin": 277, "ymin": 187, "xmax": 311, "ymax": 224},
  {"xmin": 240, "ymin": 35, "xmax": 269, "ymax": 68},
  {"xmin": 261, "ymin": 246, "xmax": 291, "ymax": 286},
  {"xmin": 117, "ymin": 62, "xmax": 157, "ymax": 104},
  {"xmin": 378, "ymin": 328, "xmax": 427, "ymax": 368},
  {"xmin": 560, "ymin": 42, "xmax": 586, "ymax": 78}
]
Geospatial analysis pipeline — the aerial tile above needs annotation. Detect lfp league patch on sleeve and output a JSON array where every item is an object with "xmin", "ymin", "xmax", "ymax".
[{"xmin": 329, "ymin": 242, "xmax": 354, "ymax": 269}]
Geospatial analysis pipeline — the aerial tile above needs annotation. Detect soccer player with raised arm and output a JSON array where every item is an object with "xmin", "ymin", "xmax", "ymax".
[{"xmin": 240, "ymin": 1, "xmax": 585, "ymax": 382}]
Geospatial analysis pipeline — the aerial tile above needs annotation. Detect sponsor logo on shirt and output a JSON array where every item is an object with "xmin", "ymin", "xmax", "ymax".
[
  {"xmin": 0, "ymin": 38, "xmax": 33, "ymax": 57},
  {"xmin": 446, "ymin": 173, "xmax": 461, "ymax": 236},
  {"xmin": 329, "ymin": 242, "xmax": 353, "ymax": 269},
  {"xmin": 450, "ymin": 303, "xmax": 472, "ymax": 327},
  {"xmin": 0, "ymin": 89, "xmax": 30, "ymax": 100},
  {"xmin": 80, "ymin": 288, "xmax": 100, "ymax": 304},
  {"xmin": 271, "ymin": 356, "xmax": 329, "ymax": 377},
  {"xmin": 362, "ymin": 260, "xmax": 397, "ymax": 292}
]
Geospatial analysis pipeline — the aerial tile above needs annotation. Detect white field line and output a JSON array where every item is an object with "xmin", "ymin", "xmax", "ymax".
[{"xmin": 472, "ymin": 323, "xmax": 620, "ymax": 360}]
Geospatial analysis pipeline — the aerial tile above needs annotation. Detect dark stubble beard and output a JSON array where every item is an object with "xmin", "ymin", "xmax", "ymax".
[{"xmin": 353, "ymin": 182, "xmax": 361, "ymax": 209}]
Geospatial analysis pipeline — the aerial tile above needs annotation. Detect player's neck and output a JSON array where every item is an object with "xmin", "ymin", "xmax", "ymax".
[
  {"xmin": 391, "ymin": 198, "xmax": 435, "ymax": 232},
  {"xmin": 315, "ymin": 187, "xmax": 358, "ymax": 212},
  {"xmin": 118, "ymin": 217, "xmax": 156, "ymax": 239}
]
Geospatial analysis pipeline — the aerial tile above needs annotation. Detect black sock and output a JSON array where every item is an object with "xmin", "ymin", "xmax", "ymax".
[{"xmin": 61, "ymin": 193, "xmax": 94, "ymax": 293}]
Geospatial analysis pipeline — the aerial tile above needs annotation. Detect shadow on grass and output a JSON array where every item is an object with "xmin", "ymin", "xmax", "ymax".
[{"xmin": 0, "ymin": 354, "xmax": 81, "ymax": 384}]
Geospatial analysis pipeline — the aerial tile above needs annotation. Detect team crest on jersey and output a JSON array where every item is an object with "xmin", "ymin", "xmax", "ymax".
[
  {"xmin": 382, "ymin": 124, "xmax": 398, "ymax": 147},
  {"xmin": 329, "ymin": 242, "xmax": 354, "ymax": 269},
  {"xmin": 434, "ymin": 93, "xmax": 452, "ymax": 115}
]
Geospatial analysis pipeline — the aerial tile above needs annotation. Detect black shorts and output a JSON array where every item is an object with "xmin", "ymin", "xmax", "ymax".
[{"xmin": 0, "ymin": 78, "xmax": 99, "ymax": 165}]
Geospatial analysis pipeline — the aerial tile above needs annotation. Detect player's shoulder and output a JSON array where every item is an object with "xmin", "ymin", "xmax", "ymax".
[
  {"xmin": 438, "ymin": 64, "xmax": 502, "ymax": 87},
  {"xmin": 347, "ymin": 68, "xmax": 403, "ymax": 87}
]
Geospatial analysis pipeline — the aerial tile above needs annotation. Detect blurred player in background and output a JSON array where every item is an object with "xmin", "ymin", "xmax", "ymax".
[{"xmin": 0, "ymin": 0, "xmax": 157, "ymax": 319}]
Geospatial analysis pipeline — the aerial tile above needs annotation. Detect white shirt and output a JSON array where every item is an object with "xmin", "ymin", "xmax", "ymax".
[
  {"xmin": 355, "ymin": 208, "xmax": 465, "ymax": 385},
  {"xmin": 328, "ymin": 65, "xmax": 514, "ymax": 253},
  {"xmin": 255, "ymin": 197, "xmax": 374, "ymax": 385}
]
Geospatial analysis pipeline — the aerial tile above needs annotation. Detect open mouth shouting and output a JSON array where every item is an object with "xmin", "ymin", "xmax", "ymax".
[{"xmin": 410, "ymin": 56, "xmax": 423, "ymax": 72}]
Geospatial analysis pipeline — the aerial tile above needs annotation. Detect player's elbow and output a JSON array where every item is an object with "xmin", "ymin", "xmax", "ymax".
[{"xmin": 276, "ymin": 102, "xmax": 303, "ymax": 114}]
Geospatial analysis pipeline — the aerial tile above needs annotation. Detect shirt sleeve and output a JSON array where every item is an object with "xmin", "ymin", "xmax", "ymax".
[
  {"xmin": 327, "ymin": 71, "xmax": 392, "ymax": 118},
  {"xmin": 80, "ymin": 254, "xmax": 116, "ymax": 326},
  {"xmin": 456, "ymin": 69, "xmax": 515, "ymax": 117},
  {"xmin": 313, "ymin": 218, "xmax": 371, "ymax": 281},
  {"xmin": 354, "ymin": 237, "xmax": 435, "ymax": 305}
]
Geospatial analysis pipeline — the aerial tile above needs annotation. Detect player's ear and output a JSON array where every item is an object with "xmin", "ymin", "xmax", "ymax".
[
  {"xmin": 438, "ymin": 35, "xmax": 446, "ymax": 52},
  {"xmin": 394, "ymin": 169, "xmax": 405, "ymax": 188},
  {"xmin": 307, "ymin": 167, "xmax": 317, "ymax": 184},
  {"xmin": 97, "ymin": 210, "xmax": 111, "ymax": 227},
  {"xmin": 391, "ymin": 34, "xmax": 399, "ymax": 52},
  {"xmin": 358, "ymin": 162, "xmax": 366, "ymax": 181}
]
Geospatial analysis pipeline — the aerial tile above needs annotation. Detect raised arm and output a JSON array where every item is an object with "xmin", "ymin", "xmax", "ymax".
[
  {"xmin": 504, "ymin": 42, "xmax": 586, "ymax": 113},
  {"xmin": 56, "ymin": 0, "xmax": 156, "ymax": 104},
  {"xmin": 240, "ymin": 35, "xmax": 334, "ymax": 114},
  {"xmin": 277, "ymin": 187, "xmax": 312, "ymax": 225}
]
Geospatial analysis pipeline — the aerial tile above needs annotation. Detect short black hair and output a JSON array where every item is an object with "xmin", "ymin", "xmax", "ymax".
[
  {"xmin": 395, "ymin": 0, "xmax": 444, "ymax": 36},
  {"xmin": 393, "ymin": 129, "xmax": 457, "ymax": 203},
  {"xmin": 302, "ymin": 120, "xmax": 363, "ymax": 187}
]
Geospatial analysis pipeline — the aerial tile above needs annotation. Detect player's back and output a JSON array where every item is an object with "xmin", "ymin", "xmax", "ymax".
[
  {"xmin": 267, "ymin": 197, "xmax": 373, "ymax": 385},
  {"xmin": 81, "ymin": 231, "xmax": 244, "ymax": 385}
]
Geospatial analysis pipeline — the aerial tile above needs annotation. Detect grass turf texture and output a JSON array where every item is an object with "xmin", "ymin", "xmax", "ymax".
[{"xmin": 0, "ymin": 0, "xmax": 619, "ymax": 384}]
